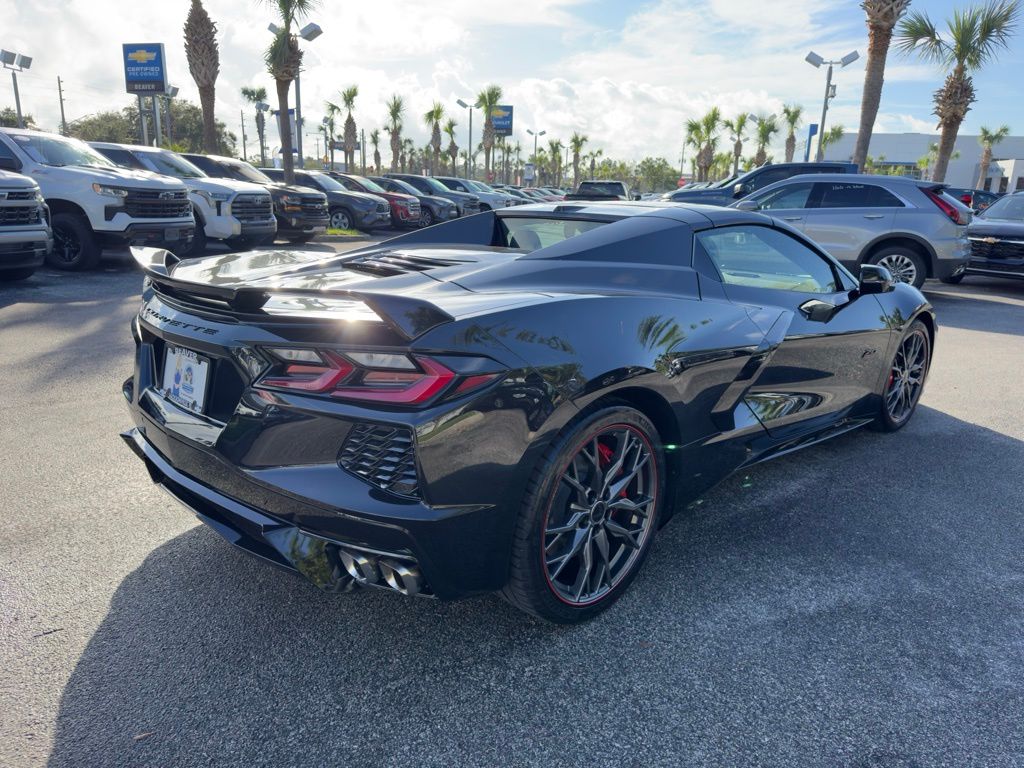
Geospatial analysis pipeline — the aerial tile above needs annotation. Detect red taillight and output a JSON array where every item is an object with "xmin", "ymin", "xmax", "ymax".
[
  {"xmin": 257, "ymin": 349, "xmax": 499, "ymax": 405},
  {"xmin": 925, "ymin": 188, "xmax": 968, "ymax": 225}
]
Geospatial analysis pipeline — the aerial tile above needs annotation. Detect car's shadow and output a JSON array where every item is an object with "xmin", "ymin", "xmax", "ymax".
[
  {"xmin": 47, "ymin": 405, "xmax": 1024, "ymax": 767},
  {"xmin": 924, "ymin": 277, "xmax": 1024, "ymax": 337}
]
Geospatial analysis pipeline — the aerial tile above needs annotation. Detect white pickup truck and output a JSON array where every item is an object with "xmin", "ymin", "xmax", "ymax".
[
  {"xmin": 0, "ymin": 169, "xmax": 51, "ymax": 281},
  {"xmin": 0, "ymin": 128, "xmax": 194, "ymax": 270},
  {"xmin": 90, "ymin": 142, "xmax": 276, "ymax": 255}
]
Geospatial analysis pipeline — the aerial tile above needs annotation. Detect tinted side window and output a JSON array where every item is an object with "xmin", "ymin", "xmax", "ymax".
[
  {"xmin": 187, "ymin": 155, "xmax": 220, "ymax": 175},
  {"xmin": 697, "ymin": 226, "xmax": 839, "ymax": 294},
  {"xmin": 815, "ymin": 182, "xmax": 904, "ymax": 208},
  {"xmin": 295, "ymin": 173, "xmax": 320, "ymax": 190},
  {"xmin": 0, "ymin": 136, "xmax": 20, "ymax": 165},
  {"xmin": 753, "ymin": 182, "xmax": 815, "ymax": 210},
  {"xmin": 747, "ymin": 167, "xmax": 792, "ymax": 192},
  {"xmin": 99, "ymin": 148, "xmax": 145, "ymax": 170},
  {"xmin": 337, "ymin": 177, "xmax": 359, "ymax": 191}
]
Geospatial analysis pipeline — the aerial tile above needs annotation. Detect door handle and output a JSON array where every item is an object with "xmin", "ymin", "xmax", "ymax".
[
  {"xmin": 862, "ymin": 214, "xmax": 885, "ymax": 219},
  {"xmin": 782, "ymin": 216, "xmax": 803, "ymax": 222}
]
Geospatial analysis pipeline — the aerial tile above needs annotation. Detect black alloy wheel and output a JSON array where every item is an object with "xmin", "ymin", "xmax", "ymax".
[
  {"xmin": 874, "ymin": 320, "xmax": 930, "ymax": 432},
  {"xmin": 48, "ymin": 213, "xmax": 100, "ymax": 271},
  {"xmin": 503, "ymin": 406, "xmax": 664, "ymax": 623}
]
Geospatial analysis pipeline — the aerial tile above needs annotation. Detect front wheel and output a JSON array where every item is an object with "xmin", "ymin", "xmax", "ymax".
[
  {"xmin": 868, "ymin": 247, "xmax": 927, "ymax": 289},
  {"xmin": 48, "ymin": 213, "xmax": 100, "ymax": 271},
  {"xmin": 940, "ymin": 273, "xmax": 964, "ymax": 285},
  {"xmin": 873, "ymin": 320, "xmax": 931, "ymax": 432},
  {"xmin": 502, "ymin": 406, "xmax": 665, "ymax": 624},
  {"xmin": 329, "ymin": 208, "xmax": 353, "ymax": 230},
  {"xmin": 418, "ymin": 208, "xmax": 434, "ymax": 228}
]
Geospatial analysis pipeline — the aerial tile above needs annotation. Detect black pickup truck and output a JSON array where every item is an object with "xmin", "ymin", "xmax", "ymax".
[
  {"xmin": 564, "ymin": 180, "xmax": 639, "ymax": 201},
  {"xmin": 663, "ymin": 162, "xmax": 858, "ymax": 207}
]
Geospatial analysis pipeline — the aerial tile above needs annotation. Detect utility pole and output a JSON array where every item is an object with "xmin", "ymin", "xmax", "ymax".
[
  {"xmin": 361, "ymin": 128, "xmax": 366, "ymax": 175},
  {"xmin": 57, "ymin": 76, "xmax": 68, "ymax": 136},
  {"xmin": 152, "ymin": 97, "xmax": 162, "ymax": 146},
  {"xmin": 240, "ymin": 110, "xmax": 248, "ymax": 161},
  {"xmin": 816, "ymin": 62, "xmax": 833, "ymax": 162}
]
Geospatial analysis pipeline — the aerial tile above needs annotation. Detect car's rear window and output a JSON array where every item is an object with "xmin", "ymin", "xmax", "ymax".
[
  {"xmin": 577, "ymin": 182, "xmax": 624, "ymax": 196},
  {"xmin": 496, "ymin": 217, "xmax": 606, "ymax": 251}
]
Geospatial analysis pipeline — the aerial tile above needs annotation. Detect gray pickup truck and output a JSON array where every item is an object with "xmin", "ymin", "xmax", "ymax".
[
  {"xmin": 0, "ymin": 169, "xmax": 51, "ymax": 281},
  {"xmin": 564, "ymin": 180, "xmax": 639, "ymax": 201}
]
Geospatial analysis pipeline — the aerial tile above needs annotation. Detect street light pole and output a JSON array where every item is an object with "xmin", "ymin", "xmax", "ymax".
[
  {"xmin": 457, "ymin": 99, "xmax": 475, "ymax": 179},
  {"xmin": 1, "ymin": 50, "xmax": 32, "ymax": 129},
  {"xmin": 805, "ymin": 49, "xmax": 859, "ymax": 162},
  {"xmin": 527, "ymin": 129, "xmax": 546, "ymax": 183}
]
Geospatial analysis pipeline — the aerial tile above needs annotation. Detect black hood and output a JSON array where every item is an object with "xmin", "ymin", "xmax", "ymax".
[{"xmin": 969, "ymin": 217, "xmax": 1024, "ymax": 238}]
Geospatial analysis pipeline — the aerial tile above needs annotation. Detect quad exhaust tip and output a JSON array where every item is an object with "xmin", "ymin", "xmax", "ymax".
[{"xmin": 335, "ymin": 546, "xmax": 426, "ymax": 597}]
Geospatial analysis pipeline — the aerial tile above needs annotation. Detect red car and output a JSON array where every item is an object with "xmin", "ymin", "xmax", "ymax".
[{"xmin": 330, "ymin": 172, "xmax": 421, "ymax": 228}]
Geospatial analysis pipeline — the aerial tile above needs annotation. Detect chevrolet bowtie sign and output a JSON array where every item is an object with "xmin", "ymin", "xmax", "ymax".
[{"xmin": 122, "ymin": 43, "xmax": 167, "ymax": 95}]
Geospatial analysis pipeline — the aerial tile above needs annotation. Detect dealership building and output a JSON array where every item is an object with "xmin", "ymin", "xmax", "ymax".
[{"xmin": 823, "ymin": 132, "xmax": 1024, "ymax": 192}]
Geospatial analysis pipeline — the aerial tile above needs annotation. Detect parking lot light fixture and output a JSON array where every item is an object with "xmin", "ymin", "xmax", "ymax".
[
  {"xmin": 527, "ymin": 129, "xmax": 546, "ymax": 182},
  {"xmin": 1, "ymin": 49, "xmax": 32, "ymax": 129},
  {"xmin": 806, "ymin": 49, "xmax": 859, "ymax": 162},
  {"xmin": 457, "ymin": 98, "xmax": 475, "ymax": 178}
]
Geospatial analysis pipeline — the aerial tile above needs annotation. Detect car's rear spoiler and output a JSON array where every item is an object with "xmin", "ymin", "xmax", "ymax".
[{"xmin": 131, "ymin": 247, "xmax": 454, "ymax": 340}]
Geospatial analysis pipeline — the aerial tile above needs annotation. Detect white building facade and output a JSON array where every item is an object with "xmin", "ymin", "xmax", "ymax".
[{"xmin": 823, "ymin": 132, "xmax": 1024, "ymax": 192}]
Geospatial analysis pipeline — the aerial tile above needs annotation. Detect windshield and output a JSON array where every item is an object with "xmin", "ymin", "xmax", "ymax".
[
  {"xmin": 309, "ymin": 173, "xmax": 346, "ymax": 192},
  {"xmin": 467, "ymin": 180, "xmax": 496, "ymax": 193},
  {"xmin": 577, "ymin": 182, "xmax": 624, "ymax": 196},
  {"xmin": 497, "ymin": 216, "xmax": 606, "ymax": 251},
  {"xmin": 137, "ymin": 151, "xmax": 206, "ymax": 179},
  {"xmin": 348, "ymin": 175, "xmax": 387, "ymax": 193},
  {"xmin": 417, "ymin": 176, "xmax": 452, "ymax": 195},
  {"xmin": 378, "ymin": 177, "xmax": 419, "ymax": 196},
  {"xmin": 10, "ymin": 133, "xmax": 115, "ymax": 168},
  {"xmin": 979, "ymin": 194, "xmax": 1024, "ymax": 220},
  {"xmin": 225, "ymin": 161, "xmax": 272, "ymax": 184}
]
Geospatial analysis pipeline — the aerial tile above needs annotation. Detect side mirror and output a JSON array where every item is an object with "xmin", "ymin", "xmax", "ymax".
[
  {"xmin": 859, "ymin": 264, "xmax": 896, "ymax": 294},
  {"xmin": 632, "ymin": 193, "xmax": 642, "ymax": 201},
  {"xmin": 0, "ymin": 156, "xmax": 20, "ymax": 171},
  {"xmin": 733, "ymin": 182, "xmax": 750, "ymax": 198},
  {"xmin": 734, "ymin": 200, "xmax": 758, "ymax": 212}
]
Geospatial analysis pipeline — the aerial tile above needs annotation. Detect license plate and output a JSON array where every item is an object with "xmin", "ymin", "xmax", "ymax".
[
  {"xmin": 164, "ymin": 228, "xmax": 184, "ymax": 241},
  {"xmin": 162, "ymin": 345, "xmax": 210, "ymax": 415},
  {"xmin": 312, "ymin": 226, "xmax": 327, "ymax": 233}
]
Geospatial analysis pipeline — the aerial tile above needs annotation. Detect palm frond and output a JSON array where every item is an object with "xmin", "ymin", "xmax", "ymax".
[{"xmin": 896, "ymin": 10, "xmax": 946, "ymax": 62}]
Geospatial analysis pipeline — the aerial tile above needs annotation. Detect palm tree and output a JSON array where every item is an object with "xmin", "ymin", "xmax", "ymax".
[
  {"xmin": 241, "ymin": 85, "xmax": 268, "ymax": 165},
  {"xmin": 976, "ymin": 124, "xmax": 1010, "ymax": 187},
  {"xmin": 423, "ymin": 102, "xmax": 445, "ymax": 175},
  {"xmin": 819, "ymin": 124, "xmax": 845, "ymax": 153},
  {"xmin": 322, "ymin": 99, "xmax": 340, "ymax": 167},
  {"xmin": 569, "ymin": 132, "xmax": 588, "ymax": 188},
  {"xmin": 781, "ymin": 104, "xmax": 803, "ymax": 163},
  {"xmin": 338, "ymin": 85, "xmax": 358, "ymax": 172},
  {"xmin": 513, "ymin": 141, "xmax": 523, "ymax": 183},
  {"xmin": 586, "ymin": 148, "xmax": 603, "ymax": 180},
  {"xmin": 183, "ymin": 0, "xmax": 220, "ymax": 152},
  {"xmin": 402, "ymin": 137, "xmax": 416, "ymax": 173},
  {"xmin": 547, "ymin": 138, "xmax": 565, "ymax": 187},
  {"xmin": 263, "ymin": 0, "xmax": 317, "ymax": 184},
  {"xmin": 723, "ymin": 114, "xmax": 749, "ymax": 176},
  {"xmin": 918, "ymin": 140, "xmax": 961, "ymax": 179},
  {"xmin": 369, "ymin": 128, "xmax": 381, "ymax": 172},
  {"xmin": 897, "ymin": 1, "xmax": 1021, "ymax": 182},
  {"xmin": 853, "ymin": 1, "xmax": 913, "ymax": 170},
  {"xmin": 385, "ymin": 94, "xmax": 404, "ymax": 172},
  {"xmin": 475, "ymin": 84, "xmax": 502, "ymax": 180},
  {"xmin": 753, "ymin": 115, "xmax": 779, "ymax": 166},
  {"xmin": 443, "ymin": 118, "xmax": 459, "ymax": 175}
]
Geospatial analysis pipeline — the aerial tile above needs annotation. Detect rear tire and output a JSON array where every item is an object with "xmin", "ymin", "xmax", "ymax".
[
  {"xmin": 0, "ymin": 267, "xmax": 36, "ymax": 281},
  {"xmin": 501, "ymin": 405, "xmax": 665, "ymax": 624},
  {"xmin": 329, "ymin": 208, "xmax": 353, "ymax": 230},
  {"xmin": 940, "ymin": 273, "xmax": 964, "ymax": 285},
  {"xmin": 418, "ymin": 208, "xmax": 434, "ymax": 228},
  {"xmin": 872, "ymin": 319, "xmax": 931, "ymax": 432},
  {"xmin": 867, "ymin": 247, "xmax": 927, "ymax": 289},
  {"xmin": 48, "ymin": 213, "xmax": 100, "ymax": 271}
]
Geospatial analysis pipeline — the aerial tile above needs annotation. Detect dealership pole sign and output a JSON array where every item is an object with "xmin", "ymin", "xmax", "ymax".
[
  {"xmin": 491, "ymin": 105, "xmax": 514, "ymax": 137},
  {"xmin": 122, "ymin": 44, "xmax": 168, "ymax": 95}
]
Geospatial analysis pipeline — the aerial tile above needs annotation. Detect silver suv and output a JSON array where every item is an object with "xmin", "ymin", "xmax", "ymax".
[{"xmin": 732, "ymin": 174, "xmax": 971, "ymax": 288}]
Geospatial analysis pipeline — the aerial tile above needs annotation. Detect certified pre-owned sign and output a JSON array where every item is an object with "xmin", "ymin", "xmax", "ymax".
[{"xmin": 122, "ymin": 43, "xmax": 168, "ymax": 95}]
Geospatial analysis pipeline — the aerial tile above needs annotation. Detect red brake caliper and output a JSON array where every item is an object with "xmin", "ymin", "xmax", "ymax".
[{"xmin": 597, "ymin": 441, "xmax": 629, "ymax": 498}]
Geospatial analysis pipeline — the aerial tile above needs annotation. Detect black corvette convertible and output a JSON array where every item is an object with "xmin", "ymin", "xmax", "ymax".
[{"xmin": 122, "ymin": 201, "xmax": 934, "ymax": 623}]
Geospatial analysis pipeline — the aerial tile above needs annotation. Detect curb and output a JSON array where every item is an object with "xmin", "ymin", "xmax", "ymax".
[{"xmin": 317, "ymin": 235, "xmax": 370, "ymax": 243}]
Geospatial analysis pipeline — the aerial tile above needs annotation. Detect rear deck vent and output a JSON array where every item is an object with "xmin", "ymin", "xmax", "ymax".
[{"xmin": 343, "ymin": 251, "xmax": 461, "ymax": 277}]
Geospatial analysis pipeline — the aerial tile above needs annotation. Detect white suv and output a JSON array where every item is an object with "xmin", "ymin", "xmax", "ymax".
[
  {"xmin": 0, "ymin": 128, "xmax": 194, "ymax": 270},
  {"xmin": 91, "ymin": 142, "xmax": 276, "ymax": 255}
]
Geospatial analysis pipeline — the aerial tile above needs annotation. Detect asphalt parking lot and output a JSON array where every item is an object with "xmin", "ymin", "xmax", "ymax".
[{"xmin": 2, "ymin": 247, "xmax": 1023, "ymax": 767}]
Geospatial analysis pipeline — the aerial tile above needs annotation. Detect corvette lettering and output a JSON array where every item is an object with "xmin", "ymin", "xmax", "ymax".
[{"xmin": 143, "ymin": 307, "xmax": 219, "ymax": 335}]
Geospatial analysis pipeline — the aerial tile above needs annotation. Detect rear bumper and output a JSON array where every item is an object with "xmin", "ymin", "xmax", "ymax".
[
  {"xmin": 121, "ymin": 377, "xmax": 517, "ymax": 600},
  {"xmin": 354, "ymin": 209, "xmax": 391, "ymax": 229}
]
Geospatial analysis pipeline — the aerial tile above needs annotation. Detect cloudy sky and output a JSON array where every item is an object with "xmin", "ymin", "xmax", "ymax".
[{"xmin": 4, "ymin": 0, "xmax": 1024, "ymax": 163}]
